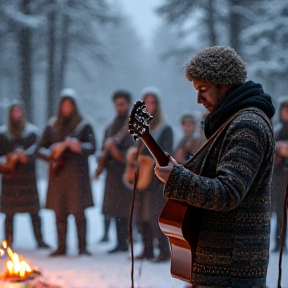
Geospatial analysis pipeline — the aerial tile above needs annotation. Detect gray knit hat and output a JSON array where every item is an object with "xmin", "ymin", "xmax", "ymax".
[{"xmin": 185, "ymin": 46, "xmax": 247, "ymax": 85}]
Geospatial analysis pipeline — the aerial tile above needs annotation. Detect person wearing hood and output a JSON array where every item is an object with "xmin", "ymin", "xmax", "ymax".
[
  {"xmin": 133, "ymin": 87, "xmax": 173, "ymax": 263},
  {"xmin": 154, "ymin": 46, "xmax": 275, "ymax": 287},
  {"xmin": 0, "ymin": 101, "xmax": 49, "ymax": 249},
  {"xmin": 271, "ymin": 97, "xmax": 288, "ymax": 252},
  {"xmin": 37, "ymin": 88, "xmax": 96, "ymax": 256},
  {"xmin": 173, "ymin": 113, "xmax": 205, "ymax": 164}
]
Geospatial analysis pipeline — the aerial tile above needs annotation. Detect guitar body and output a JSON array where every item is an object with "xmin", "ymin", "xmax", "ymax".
[
  {"xmin": 128, "ymin": 100, "xmax": 202, "ymax": 284},
  {"xmin": 49, "ymin": 142, "xmax": 68, "ymax": 176},
  {"xmin": 0, "ymin": 149, "xmax": 25, "ymax": 173},
  {"xmin": 159, "ymin": 200, "xmax": 202, "ymax": 282},
  {"xmin": 124, "ymin": 146, "xmax": 154, "ymax": 190}
]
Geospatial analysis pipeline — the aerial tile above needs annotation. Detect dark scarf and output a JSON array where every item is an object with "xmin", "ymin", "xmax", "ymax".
[
  {"xmin": 204, "ymin": 81, "xmax": 275, "ymax": 139},
  {"xmin": 107, "ymin": 113, "xmax": 128, "ymax": 138}
]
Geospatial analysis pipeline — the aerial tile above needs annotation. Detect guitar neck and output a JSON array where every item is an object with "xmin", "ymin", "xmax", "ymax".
[{"xmin": 141, "ymin": 130, "xmax": 169, "ymax": 167}]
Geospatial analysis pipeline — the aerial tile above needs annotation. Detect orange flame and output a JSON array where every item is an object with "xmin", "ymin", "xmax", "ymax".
[
  {"xmin": 6, "ymin": 247, "xmax": 32, "ymax": 278},
  {"xmin": 2, "ymin": 240, "xmax": 7, "ymax": 249},
  {"xmin": 0, "ymin": 240, "xmax": 34, "ymax": 280}
]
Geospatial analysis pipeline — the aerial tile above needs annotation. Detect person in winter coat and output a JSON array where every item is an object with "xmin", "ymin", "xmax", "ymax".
[
  {"xmin": 37, "ymin": 88, "xmax": 96, "ymax": 256},
  {"xmin": 96, "ymin": 90, "xmax": 134, "ymax": 253},
  {"xmin": 133, "ymin": 87, "xmax": 173, "ymax": 263},
  {"xmin": 0, "ymin": 101, "xmax": 49, "ymax": 249},
  {"xmin": 155, "ymin": 46, "xmax": 275, "ymax": 287},
  {"xmin": 271, "ymin": 97, "xmax": 288, "ymax": 252},
  {"xmin": 173, "ymin": 114, "xmax": 206, "ymax": 164}
]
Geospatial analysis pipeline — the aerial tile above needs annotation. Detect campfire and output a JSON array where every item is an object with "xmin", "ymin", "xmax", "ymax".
[
  {"xmin": 0, "ymin": 240, "xmax": 61, "ymax": 288},
  {"xmin": 0, "ymin": 240, "xmax": 40, "ymax": 280}
]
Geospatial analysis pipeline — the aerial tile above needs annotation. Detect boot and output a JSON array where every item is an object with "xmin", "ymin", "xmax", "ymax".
[
  {"xmin": 50, "ymin": 216, "xmax": 67, "ymax": 257},
  {"xmin": 152, "ymin": 234, "xmax": 171, "ymax": 263},
  {"xmin": 135, "ymin": 221, "xmax": 154, "ymax": 260},
  {"xmin": 31, "ymin": 213, "xmax": 50, "ymax": 249},
  {"xmin": 99, "ymin": 216, "xmax": 111, "ymax": 242},
  {"xmin": 5, "ymin": 214, "xmax": 14, "ymax": 245},
  {"xmin": 108, "ymin": 217, "xmax": 128, "ymax": 253},
  {"xmin": 76, "ymin": 213, "xmax": 91, "ymax": 256}
]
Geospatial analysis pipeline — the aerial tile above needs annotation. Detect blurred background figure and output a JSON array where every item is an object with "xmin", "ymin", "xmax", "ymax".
[
  {"xmin": 37, "ymin": 88, "xmax": 96, "ymax": 256},
  {"xmin": 96, "ymin": 90, "xmax": 134, "ymax": 253},
  {"xmin": 173, "ymin": 113, "xmax": 204, "ymax": 164},
  {"xmin": 133, "ymin": 87, "xmax": 173, "ymax": 263},
  {"xmin": 271, "ymin": 97, "xmax": 288, "ymax": 252},
  {"xmin": 0, "ymin": 101, "xmax": 49, "ymax": 249}
]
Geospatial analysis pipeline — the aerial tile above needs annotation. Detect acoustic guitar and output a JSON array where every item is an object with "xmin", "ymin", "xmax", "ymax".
[
  {"xmin": 128, "ymin": 101, "xmax": 202, "ymax": 283},
  {"xmin": 0, "ymin": 147, "xmax": 28, "ymax": 173},
  {"xmin": 94, "ymin": 119, "xmax": 131, "ymax": 179},
  {"xmin": 49, "ymin": 142, "xmax": 69, "ymax": 176}
]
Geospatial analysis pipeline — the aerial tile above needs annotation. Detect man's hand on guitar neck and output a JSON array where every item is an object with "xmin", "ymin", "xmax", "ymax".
[{"xmin": 154, "ymin": 156, "xmax": 179, "ymax": 184}]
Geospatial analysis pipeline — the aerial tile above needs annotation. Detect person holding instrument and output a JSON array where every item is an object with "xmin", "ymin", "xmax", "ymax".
[
  {"xmin": 37, "ymin": 88, "xmax": 96, "ymax": 256},
  {"xmin": 154, "ymin": 46, "xmax": 275, "ymax": 287},
  {"xmin": 0, "ymin": 101, "xmax": 49, "ymax": 249},
  {"xmin": 97, "ymin": 90, "xmax": 134, "ymax": 252},
  {"xmin": 133, "ymin": 87, "xmax": 173, "ymax": 262}
]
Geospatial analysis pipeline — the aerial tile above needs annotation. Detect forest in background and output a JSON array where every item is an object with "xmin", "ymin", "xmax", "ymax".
[{"xmin": 0, "ymin": 0, "xmax": 287, "ymax": 143}]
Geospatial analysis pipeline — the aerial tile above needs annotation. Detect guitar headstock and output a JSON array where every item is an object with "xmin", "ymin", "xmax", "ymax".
[{"xmin": 128, "ymin": 100, "xmax": 154, "ymax": 141}]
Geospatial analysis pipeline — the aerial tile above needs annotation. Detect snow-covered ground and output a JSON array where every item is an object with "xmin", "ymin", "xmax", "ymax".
[{"xmin": 0, "ymin": 172, "xmax": 287, "ymax": 288}]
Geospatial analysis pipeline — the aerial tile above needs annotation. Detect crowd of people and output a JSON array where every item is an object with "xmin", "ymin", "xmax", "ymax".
[
  {"xmin": 0, "ymin": 45, "xmax": 287, "ymax": 286},
  {"xmin": 0, "ymin": 85, "xmax": 205, "ymax": 261}
]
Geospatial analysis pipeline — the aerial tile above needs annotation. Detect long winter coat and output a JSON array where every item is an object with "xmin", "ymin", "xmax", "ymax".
[
  {"xmin": 0, "ymin": 123, "xmax": 40, "ymax": 214},
  {"xmin": 136, "ymin": 124, "xmax": 173, "ymax": 236},
  {"xmin": 102, "ymin": 115, "xmax": 135, "ymax": 218},
  {"xmin": 37, "ymin": 120, "xmax": 95, "ymax": 214},
  {"xmin": 164, "ymin": 107, "xmax": 274, "ymax": 287}
]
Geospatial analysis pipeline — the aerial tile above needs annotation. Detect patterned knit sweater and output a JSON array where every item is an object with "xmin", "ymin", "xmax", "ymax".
[{"xmin": 164, "ymin": 108, "xmax": 274, "ymax": 288}]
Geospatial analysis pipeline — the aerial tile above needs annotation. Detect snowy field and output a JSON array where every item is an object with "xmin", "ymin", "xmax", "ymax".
[{"xmin": 0, "ymin": 170, "xmax": 288, "ymax": 288}]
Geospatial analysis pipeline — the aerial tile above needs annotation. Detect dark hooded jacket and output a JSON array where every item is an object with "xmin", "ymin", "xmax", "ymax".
[
  {"xmin": 0, "ymin": 122, "xmax": 40, "ymax": 214},
  {"xmin": 37, "ymin": 95, "xmax": 96, "ymax": 214},
  {"xmin": 164, "ymin": 81, "xmax": 275, "ymax": 287}
]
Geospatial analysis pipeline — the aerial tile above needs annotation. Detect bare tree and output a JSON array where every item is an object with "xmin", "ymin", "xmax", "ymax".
[
  {"xmin": 156, "ymin": 0, "xmax": 220, "ymax": 58},
  {"xmin": 41, "ymin": 0, "xmax": 116, "ymax": 118},
  {"xmin": 18, "ymin": 0, "xmax": 33, "ymax": 120}
]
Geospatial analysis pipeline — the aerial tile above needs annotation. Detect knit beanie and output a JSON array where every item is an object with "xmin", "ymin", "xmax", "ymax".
[{"xmin": 185, "ymin": 46, "xmax": 247, "ymax": 85}]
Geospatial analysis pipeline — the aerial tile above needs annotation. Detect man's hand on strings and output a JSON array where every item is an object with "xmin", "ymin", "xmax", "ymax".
[{"xmin": 154, "ymin": 156, "xmax": 179, "ymax": 184}]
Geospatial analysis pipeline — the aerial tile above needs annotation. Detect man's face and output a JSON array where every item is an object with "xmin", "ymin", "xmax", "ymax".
[
  {"xmin": 114, "ymin": 97, "xmax": 130, "ymax": 116},
  {"xmin": 193, "ymin": 79, "xmax": 229, "ymax": 112}
]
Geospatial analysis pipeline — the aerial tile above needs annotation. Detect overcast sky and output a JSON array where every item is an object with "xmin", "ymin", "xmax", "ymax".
[{"xmin": 117, "ymin": 0, "xmax": 163, "ymax": 49}]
